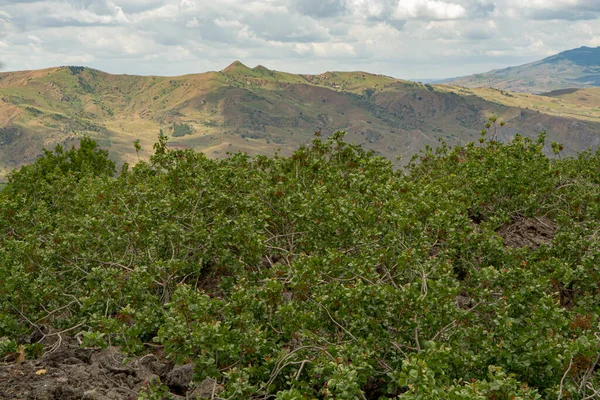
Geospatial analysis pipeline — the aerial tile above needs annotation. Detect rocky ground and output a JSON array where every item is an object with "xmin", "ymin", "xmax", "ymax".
[{"xmin": 0, "ymin": 339, "xmax": 216, "ymax": 400}]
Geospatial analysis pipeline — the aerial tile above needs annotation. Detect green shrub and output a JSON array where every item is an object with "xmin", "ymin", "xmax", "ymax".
[
  {"xmin": 172, "ymin": 123, "xmax": 194, "ymax": 137},
  {"xmin": 1, "ymin": 126, "xmax": 600, "ymax": 398}
]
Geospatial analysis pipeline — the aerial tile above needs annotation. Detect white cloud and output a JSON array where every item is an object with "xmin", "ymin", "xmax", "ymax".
[
  {"xmin": 393, "ymin": 0, "xmax": 466, "ymax": 20},
  {"xmin": 213, "ymin": 18, "xmax": 243, "ymax": 28},
  {"xmin": 185, "ymin": 17, "xmax": 200, "ymax": 28},
  {"xmin": 27, "ymin": 34, "xmax": 42, "ymax": 43},
  {"xmin": 295, "ymin": 42, "xmax": 356, "ymax": 57},
  {"xmin": 0, "ymin": 0, "xmax": 598, "ymax": 79}
]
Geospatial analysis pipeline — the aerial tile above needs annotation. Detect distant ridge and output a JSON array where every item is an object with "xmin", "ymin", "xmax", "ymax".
[
  {"xmin": 1, "ymin": 62, "xmax": 600, "ymax": 180},
  {"xmin": 543, "ymin": 46, "xmax": 600, "ymax": 67},
  {"xmin": 446, "ymin": 46, "xmax": 600, "ymax": 93}
]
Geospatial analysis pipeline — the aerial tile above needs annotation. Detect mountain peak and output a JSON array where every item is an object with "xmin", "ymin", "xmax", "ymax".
[
  {"xmin": 222, "ymin": 60, "xmax": 249, "ymax": 72},
  {"xmin": 253, "ymin": 65, "xmax": 270, "ymax": 72}
]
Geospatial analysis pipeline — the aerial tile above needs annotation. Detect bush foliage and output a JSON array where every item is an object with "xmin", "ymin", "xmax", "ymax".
[
  {"xmin": 1, "ymin": 127, "xmax": 600, "ymax": 399},
  {"xmin": 172, "ymin": 123, "xmax": 195, "ymax": 137}
]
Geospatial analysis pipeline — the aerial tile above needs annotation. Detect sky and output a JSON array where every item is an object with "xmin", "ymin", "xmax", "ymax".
[{"xmin": 0, "ymin": 0, "xmax": 599, "ymax": 80}]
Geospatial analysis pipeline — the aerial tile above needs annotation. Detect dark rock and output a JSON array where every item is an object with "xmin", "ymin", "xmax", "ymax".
[{"xmin": 165, "ymin": 363, "xmax": 194, "ymax": 394}]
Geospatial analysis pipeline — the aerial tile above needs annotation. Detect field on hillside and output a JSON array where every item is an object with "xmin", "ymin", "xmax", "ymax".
[
  {"xmin": 1, "ymin": 129, "xmax": 600, "ymax": 399},
  {"xmin": 441, "ymin": 86, "xmax": 600, "ymax": 122}
]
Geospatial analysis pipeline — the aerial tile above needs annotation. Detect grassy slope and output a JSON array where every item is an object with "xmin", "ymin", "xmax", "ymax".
[
  {"xmin": 441, "ymin": 86, "xmax": 600, "ymax": 122},
  {"xmin": 1, "ymin": 63, "xmax": 600, "ymax": 179}
]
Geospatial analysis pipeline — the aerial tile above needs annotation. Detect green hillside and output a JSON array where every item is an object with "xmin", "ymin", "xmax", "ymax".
[
  {"xmin": 446, "ymin": 46, "xmax": 600, "ymax": 93},
  {"xmin": 1, "ymin": 62, "xmax": 600, "ymax": 180},
  {"xmin": 1, "ymin": 131, "xmax": 600, "ymax": 399}
]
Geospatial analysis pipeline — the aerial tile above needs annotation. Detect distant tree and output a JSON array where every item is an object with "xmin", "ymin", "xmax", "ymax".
[{"xmin": 172, "ymin": 123, "xmax": 194, "ymax": 137}]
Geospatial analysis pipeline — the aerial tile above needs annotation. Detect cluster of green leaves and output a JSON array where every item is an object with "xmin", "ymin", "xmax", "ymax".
[{"xmin": 1, "ymin": 127, "xmax": 600, "ymax": 399}]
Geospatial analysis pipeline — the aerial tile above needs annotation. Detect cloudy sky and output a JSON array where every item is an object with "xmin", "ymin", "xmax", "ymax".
[{"xmin": 0, "ymin": 0, "xmax": 599, "ymax": 79}]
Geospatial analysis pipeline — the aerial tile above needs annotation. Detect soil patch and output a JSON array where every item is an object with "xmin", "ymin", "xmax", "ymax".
[
  {"xmin": 0, "ymin": 338, "xmax": 214, "ymax": 400},
  {"xmin": 497, "ymin": 216, "xmax": 557, "ymax": 249}
]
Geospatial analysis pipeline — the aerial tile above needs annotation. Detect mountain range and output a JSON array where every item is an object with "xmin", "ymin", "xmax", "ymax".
[
  {"xmin": 1, "ymin": 49, "xmax": 600, "ymax": 179},
  {"xmin": 446, "ymin": 46, "xmax": 600, "ymax": 93}
]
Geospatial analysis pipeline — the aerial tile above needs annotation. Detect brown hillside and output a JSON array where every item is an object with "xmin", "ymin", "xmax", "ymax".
[{"xmin": 1, "ymin": 65, "xmax": 600, "ymax": 179}]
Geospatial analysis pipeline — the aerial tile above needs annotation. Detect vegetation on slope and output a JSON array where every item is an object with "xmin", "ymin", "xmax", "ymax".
[
  {"xmin": 2, "ymin": 64, "xmax": 600, "ymax": 181},
  {"xmin": 1, "ymin": 124, "xmax": 600, "ymax": 399}
]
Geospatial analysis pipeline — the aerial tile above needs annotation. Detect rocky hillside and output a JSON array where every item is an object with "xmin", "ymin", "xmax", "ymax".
[{"xmin": 1, "ymin": 62, "xmax": 600, "ymax": 179}]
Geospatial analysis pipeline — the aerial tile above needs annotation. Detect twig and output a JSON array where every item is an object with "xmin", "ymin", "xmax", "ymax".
[
  {"xmin": 309, "ymin": 297, "xmax": 358, "ymax": 342},
  {"xmin": 134, "ymin": 354, "xmax": 158, "ymax": 367},
  {"xmin": 9, "ymin": 304, "xmax": 42, "ymax": 334},
  {"xmin": 37, "ymin": 322, "xmax": 86, "ymax": 343},
  {"xmin": 430, "ymin": 302, "xmax": 481, "ymax": 342},
  {"xmin": 211, "ymin": 378, "xmax": 217, "ymax": 399},
  {"xmin": 35, "ymin": 300, "xmax": 81, "ymax": 324},
  {"xmin": 414, "ymin": 314, "xmax": 421, "ymax": 353},
  {"xmin": 296, "ymin": 360, "xmax": 309, "ymax": 380},
  {"xmin": 261, "ymin": 345, "xmax": 335, "ymax": 398},
  {"xmin": 71, "ymin": 256, "xmax": 134, "ymax": 272},
  {"xmin": 583, "ymin": 382, "xmax": 600, "ymax": 400},
  {"xmin": 420, "ymin": 268, "xmax": 428, "ymax": 298},
  {"xmin": 558, "ymin": 355, "xmax": 574, "ymax": 400},
  {"xmin": 430, "ymin": 321, "xmax": 457, "ymax": 342},
  {"xmin": 580, "ymin": 353, "xmax": 600, "ymax": 396},
  {"xmin": 45, "ymin": 333, "xmax": 63, "ymax": 354},
  {"xmin": 263, "ymin": 346, "xmax": 315, "ymax": 397},
  {"xmin": 379, "ymin": 264, "xmax": 399, "ymax": 288},
  {"xmin": 390, "ymin": 341, "xmax": 416, "ymax": 358}
]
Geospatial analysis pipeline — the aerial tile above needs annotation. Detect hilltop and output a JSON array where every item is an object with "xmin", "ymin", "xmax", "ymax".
[
  {"xmin": 1, "ymin": 62, "xmax": 600, "ymax": 179},
  {"xmin": 446, "ymin": 46, "xmax": 600, "ymax": 93}
]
